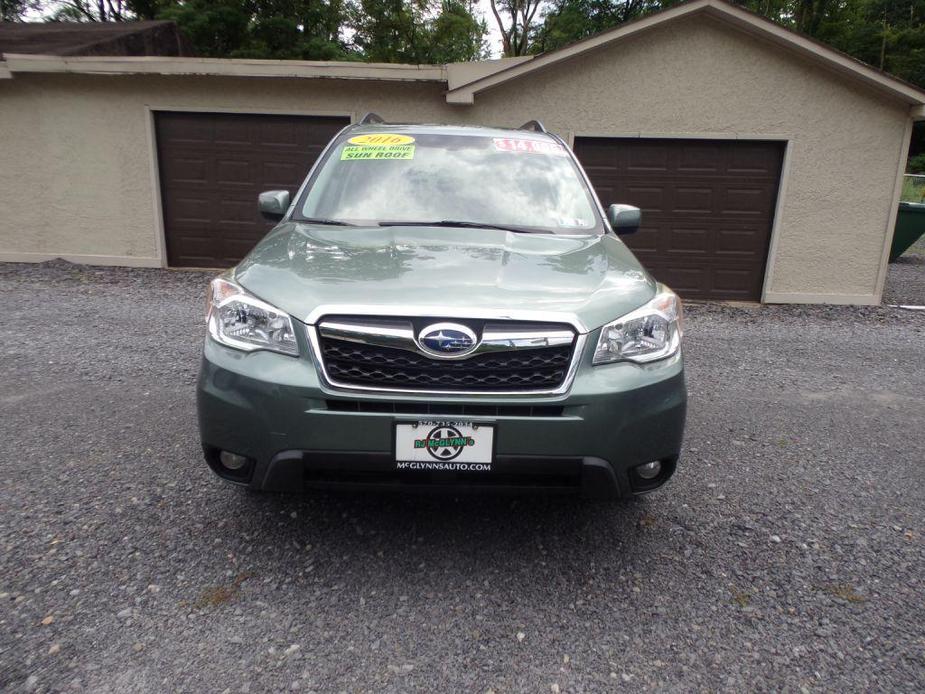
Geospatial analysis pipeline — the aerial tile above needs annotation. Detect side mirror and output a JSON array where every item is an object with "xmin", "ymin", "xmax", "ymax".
[
  {"xmin": 258, "ymin": 190, "xmax": 291, "ymax": 221},
  {"xmin": 607, "ymin": 204, "xmax": 641, "ymax": 235}
]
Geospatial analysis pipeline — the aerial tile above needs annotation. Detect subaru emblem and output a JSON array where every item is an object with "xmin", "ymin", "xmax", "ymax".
[{"xmin": 417, "ymin": 322, "xmax": 478, "ymax": 358}]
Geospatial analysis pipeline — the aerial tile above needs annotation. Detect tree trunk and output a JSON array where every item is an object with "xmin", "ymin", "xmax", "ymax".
[{"xmin": 880, "ymin": 17, "xmax": 888, "ymax": 70}]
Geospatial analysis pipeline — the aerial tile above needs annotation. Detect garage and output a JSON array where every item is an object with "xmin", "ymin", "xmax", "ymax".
[
  {"xmin": 574, "ymin": 138, "xmax": 785, "ymax": 301},
  {"xmin": 155, "ymin": 111, "xmax": 349, "ymax": 267},
  {"xmin": 3, "ymin": 0, "xmax": 924, "ymax": 304}
]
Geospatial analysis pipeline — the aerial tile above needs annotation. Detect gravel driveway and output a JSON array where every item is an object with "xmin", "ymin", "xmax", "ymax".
[
  {"xmin": 884, "ymin": 236, "xmax": 925, "ymax": 306},
  {"xmin": 1, "ymin": 261, "xmax": 923, "ymax": 693}
]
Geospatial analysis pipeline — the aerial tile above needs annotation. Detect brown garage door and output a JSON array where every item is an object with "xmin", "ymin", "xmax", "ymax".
[
  {"xmin": 574, "ymin": 138, "xmax": 784, "ymax": 301},
  {"xmin": 155, "ymin": 111, "xmax": 350, "ymax": 267}
]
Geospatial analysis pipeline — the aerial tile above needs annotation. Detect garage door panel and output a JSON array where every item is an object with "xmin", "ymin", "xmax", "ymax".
[
  {"xmin": 262, "ymin": 160, "xmax": 308, "ymax": 189},
  {"xmin": 159, "ymin": 156, "xmax": 209, "ymax": 185},
  {"xmin": 713, "ymin": 267, "xmax": 761, "ymax": 293},
  {"xmin": 678, "ymin": 143, "xmax": 723, "ymax": 172},
  {"xmin": 258, "ymin": 120, "xmax": 304, "ymax": 148},
  {"xmin": 673, "ymin": 186, "xmax": 713, "ymax": 214},
  {"xmin": 158, "ymin": 114, "xmax": 211, "ymax": 143},
  {"xmin": 215, "ymin": 159, "xmax": 253, "ymax": 186},
  {"xmin": 222, "ymin": 237, "xmax": 265, "ymax": 261},
  {"xmin": 626, "ymin": 143, "xmax": 670, "ymax": 172},
  {"xmin": 728, "ymin": 144, "xmax": 782, "ymax": 174},
  {"xmin": 715, "ymin": 225, "xmax": 766, "ymax": 256},
  {"xmin": 216, "ymin": 201, "xmax": 258, "ymax": 225},
  {"xmin": 652, "ymin": 266, "xmax": 709, "ymax": 295},
  {"xmin": 665, "ymin": 227, "xmax": 711, "ymax": 255},
  {"xmin": 576, "ymin": 149, "xmax": 615, "ymax": 167},
  {"xmin": 723, "ymin": 186, "xmax": 772, "ymax": 216},
  {"xmin": 156, "ymin": 111, "xmax": 350, "ymax": 267},
  {"xmin": 622, "ymin": 185, "xmax": 666, "ymax": 212},
  {"xmin": 574, "ymin": 137, "xmax": 783, "ymax": 301},
  {"xmin": 169, "ymin": 197, "xmax": 211, "ymax": 223},
  {"xmin": 169, "ymin": 237, "xmax": 220, "ymax": 266},
  {"xmin": 213, "ymin": 120, "xmax": 252, "ymax": 146},
  {"xmin": 643, "ymin": 260, "xmax": 765, "ymax": 300}
]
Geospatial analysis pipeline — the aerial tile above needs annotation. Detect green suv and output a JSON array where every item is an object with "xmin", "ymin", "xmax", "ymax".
[{"xmin": 197, "ymin": 117, "xmax": 686, "ymax": 499}]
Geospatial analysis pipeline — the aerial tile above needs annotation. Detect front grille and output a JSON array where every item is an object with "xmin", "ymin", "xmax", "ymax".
[{"xmin": 316, "ymin": 318, "xmax": 577, "ymax": 393}]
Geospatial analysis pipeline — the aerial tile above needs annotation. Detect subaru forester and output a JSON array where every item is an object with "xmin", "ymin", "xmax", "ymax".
[{"xmin": 197, "ymin": 116, "xmax": 686, "ymax": 499}]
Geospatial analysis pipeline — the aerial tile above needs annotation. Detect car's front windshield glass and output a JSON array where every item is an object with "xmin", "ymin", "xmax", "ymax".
[{"xmin": 296, "ymin": 132, "xmax": 602, "ymax": 234}]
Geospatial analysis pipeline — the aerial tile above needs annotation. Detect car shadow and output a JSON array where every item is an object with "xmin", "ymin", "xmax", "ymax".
[{"xmin": 207, "ymin": 486, "xmax": 664, "ymax": 595}]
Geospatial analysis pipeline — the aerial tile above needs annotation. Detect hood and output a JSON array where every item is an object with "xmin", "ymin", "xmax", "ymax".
[{"xmin": 234, "ymin": 223, "xmax": 656, "ymax": 332}]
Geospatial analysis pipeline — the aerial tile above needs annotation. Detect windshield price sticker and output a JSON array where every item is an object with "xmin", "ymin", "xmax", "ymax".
[
  {"xmin": 348, "ymin": 134, "xmax": 415, "ymax": 146},
  {"xmin": 493, "ymin": 138, "xmax": 567, "ymax": 156},
  {"xmin": 341, "ymin": 144, "xmax": 415, "ymax": 160},
  {"xmin": 342, "ymin": 133, "xmax": 416, "ymax": 160}
]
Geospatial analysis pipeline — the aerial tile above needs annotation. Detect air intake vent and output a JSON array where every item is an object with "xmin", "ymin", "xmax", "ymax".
[{"xmin": 325, "ymin": 401, "xmax": 566, "ymax": 417}]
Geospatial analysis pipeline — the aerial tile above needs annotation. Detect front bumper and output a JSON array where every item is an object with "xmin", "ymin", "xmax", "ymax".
[{"xmin": 197, "ymin": 335, "xmax": 687, "ymax": 499}]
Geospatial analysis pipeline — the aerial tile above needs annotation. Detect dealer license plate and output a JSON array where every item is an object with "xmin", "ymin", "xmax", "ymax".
[{"xmin": 395, "ymin": 421, "xmax": 494, "ymax": 471}]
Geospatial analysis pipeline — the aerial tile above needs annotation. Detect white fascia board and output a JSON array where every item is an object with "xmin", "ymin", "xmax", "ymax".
[{"xmin": 3, "ymin": 54, "xmax": 447, "ymax": 82}]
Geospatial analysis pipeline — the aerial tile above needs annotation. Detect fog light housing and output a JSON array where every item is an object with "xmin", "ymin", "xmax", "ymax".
[
  {"xmin": 219, "ymin": 451, "xmax": 249, "ymax": 471},
  {"xmin": 635, "ymin": 460, "xmax": 661, "ymax": 480}
]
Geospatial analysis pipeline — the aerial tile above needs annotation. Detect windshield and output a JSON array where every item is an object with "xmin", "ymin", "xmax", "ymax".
[{"xmin": 295, "ymin": 132, "xmax": 602, "ymax": 234}]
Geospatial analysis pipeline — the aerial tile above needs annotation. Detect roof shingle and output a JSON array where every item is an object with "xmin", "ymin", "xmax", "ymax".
[{"xmin": 0, "ymin": 21, "xmax": 189, "ymax": 58}]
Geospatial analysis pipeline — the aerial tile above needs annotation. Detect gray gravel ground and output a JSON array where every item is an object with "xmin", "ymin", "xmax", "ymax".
[
  {"xmin": 884, "ymin": 236, "xmax": 925, "ymax": 306},
  {"xmin": 1, "ymin": 260, "xmax": 923, "ymax": 693}
]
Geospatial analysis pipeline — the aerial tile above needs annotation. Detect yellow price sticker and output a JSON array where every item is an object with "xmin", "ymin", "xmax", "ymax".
[
  {"xmin": 348, "ymin": 134, "xmax": 415, "ymax": 146},
  {"xmin": 341, "ymin": 144, "xmax": 415, "ymax": 161}
]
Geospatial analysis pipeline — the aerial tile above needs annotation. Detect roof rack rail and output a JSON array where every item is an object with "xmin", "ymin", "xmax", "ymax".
[
  {"xmin": 518, "ymin": 120, "xmax": 547, "ymax": 133},
  {"xmin": 358, "ymin": 112, "xmax": 385, "ymax": 125}
]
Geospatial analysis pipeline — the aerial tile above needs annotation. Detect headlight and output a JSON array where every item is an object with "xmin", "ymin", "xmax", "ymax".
[
  {"xmin": 206, "ymin": 277, "xmax": 299, "ymax": 356},
  {"xmin": 592, "ymin": 285, "xmax": 683, "ymax": 365}
]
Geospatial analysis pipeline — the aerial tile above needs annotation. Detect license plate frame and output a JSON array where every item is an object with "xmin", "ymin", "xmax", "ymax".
[{"xmin": 394, "ymin": 420, "xmax": 494, "ymax": 471}]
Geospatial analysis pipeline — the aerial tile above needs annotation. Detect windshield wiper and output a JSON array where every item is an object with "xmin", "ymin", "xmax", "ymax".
[
  {"xmin": 377, "ymin": 220, "xmax": 535, "ymax": 234},
  {"xmin": 300, "ymin": 217, "xmax": 357, "ymax": 226}
]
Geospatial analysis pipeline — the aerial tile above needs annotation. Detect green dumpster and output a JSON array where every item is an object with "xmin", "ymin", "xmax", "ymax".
[{"xmin": 890, "ymin": 202, "xmax": 925, "ymax": 262}]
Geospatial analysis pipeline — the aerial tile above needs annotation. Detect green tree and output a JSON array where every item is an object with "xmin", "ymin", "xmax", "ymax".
[
  {"xmin": 726, "ymin": 0, "xmax": 925, "ymax": 86},
  {"xmin": 156, "ymin": 0, "xmax": 251, "ymax": 56},
  {"xmin": 350, "ymin": 0, "xmax": 425, "ymax": 62},
  {"xmin": 530, "ymin": 0, "xmax": 657, "ymax": 54},
  {"xmin": 488, "ymin": 0, "xmax": 542, "ymax": 55},
  {"xmin": 20, "ymin": 0, "xmax": 925, "ymax": 88},
  {"xmin": 241, "ymin": 0, "xmax": 348, "ymax": 59},
  {"xmin": 47, "ymin": 0, "xmax": 129, "ymax": 21},
  {"xmin": 350, "ymin": 0, "xmax": 485, "ymax": 63},
  {"xmin": 153, "ymin": 0, "xmax": 348, "ymax": 59},
  {"xmin": 0, "ymin": 0, "xmax": 40, "ymax": 21},
  {"xmin": 816, "ymin": 0, "xmax": 925, "ymax": 84},
  {"xmin": 428, "ymin": 0, "xmax": 488, "ymax": 62}
]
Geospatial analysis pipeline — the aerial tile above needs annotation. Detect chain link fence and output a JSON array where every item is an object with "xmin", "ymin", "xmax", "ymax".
[{"xmin": 901, "ymin": 174, "xmax": 925, "ymax": 203}]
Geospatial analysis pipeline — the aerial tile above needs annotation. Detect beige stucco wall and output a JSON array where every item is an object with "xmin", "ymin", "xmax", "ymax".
[
  {"xmin": 0, "ymin": 74, "xmax": 459, "ymax": 264},
  {"xmin": 0, "ymin": 13, "xmax": 912, "ymax": 302}
]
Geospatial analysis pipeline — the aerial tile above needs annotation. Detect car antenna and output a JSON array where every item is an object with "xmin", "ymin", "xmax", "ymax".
[
  {"xmin": 358, "ymin": 112, "xmax": 385, "ymax": 125},
  {"xmin": 518, "ymin": 120, "xmax": 547, "ymax": 133}
]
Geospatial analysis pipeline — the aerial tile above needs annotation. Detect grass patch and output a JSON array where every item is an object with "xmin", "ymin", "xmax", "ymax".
[
  {"xmin": 901, "ymin": 176, "xmax": 925, "ymax": 204},
  {"xmin": 730, "ymin": 589, "xmax": 751, "ymax": 608},
  {"xmin": 822, "ymin": 584, "xmax": 867, "ymax": 603},
  {"xmin": 195, "ymin": 572, "xmax": 251, "ymax": 609},
  {"xmin": 637, "ymin": 513, "xmax": 657, "ymax": 529}
]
